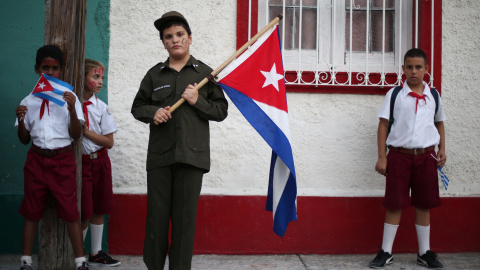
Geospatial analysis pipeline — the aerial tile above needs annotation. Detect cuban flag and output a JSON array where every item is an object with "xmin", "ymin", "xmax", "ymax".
[
  {"xmin": 31, "ymin": 74, "xmax": 73, "ymax": 106},
  {"xmin": 438, "ymin": 167, "xmax": 450, "ymax": 190},
  {"xmin": 216, "ymin": 24, "xmax": 297, "ymax": 237}
]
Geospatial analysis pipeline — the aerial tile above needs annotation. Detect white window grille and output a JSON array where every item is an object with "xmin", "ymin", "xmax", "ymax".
[{"xmin": 252, "ymin": 0, "xmax": 436, "ymax": 88}]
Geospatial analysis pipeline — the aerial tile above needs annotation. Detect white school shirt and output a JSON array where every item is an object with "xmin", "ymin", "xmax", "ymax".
[
  {"xmin": 82, "ymin": 95, "xmax": 117, "ymax": 155},
  {"xmin": 378, "ymin": 81, "xmax": 446, "ymax": 149},
  {"xmin": 15, "ymin": 91, "xmax": 85, "ymax": 149}
]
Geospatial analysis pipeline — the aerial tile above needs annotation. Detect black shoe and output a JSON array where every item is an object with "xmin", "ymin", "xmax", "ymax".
[
  {"xmin": 369, "ymin": 249, "xmax": 393, "ymax": 268},
  {"xmin": 77, "ymin": 261, "xmax": 89, "ymax": 270},
  {"xmin": 88, "ymin": 250, "xmax": 121, "ymax": 267},
  {"xmin": 19, "ymin": 261, "xmax": 33, "ymax": 270},
  {"xmin": 417, "ymin": 250, "xmax": 443, "ymax": 269}
]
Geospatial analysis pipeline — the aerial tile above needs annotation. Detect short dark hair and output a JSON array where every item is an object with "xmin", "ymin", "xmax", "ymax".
[
  {"xmin": 404, "ymin": 48, "xmax": 427, "ymax": 65},
  {"xmin": 159, "ymin": 20, "xmax": 191, "ymax": 41},
  {"xmin": 36, "ymin": 45, "xmax": 65, "ymax": 68}
]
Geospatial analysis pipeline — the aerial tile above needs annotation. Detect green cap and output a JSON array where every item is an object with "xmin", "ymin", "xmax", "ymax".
[{"xmin": 154, "ymin": 11, "xmax": 189, "ymax": 32}]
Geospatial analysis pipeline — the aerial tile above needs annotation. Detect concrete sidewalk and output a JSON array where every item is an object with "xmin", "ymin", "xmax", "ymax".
[{"xmin": 1, "ymin": 253, "xmax": 479, "ymax": 270}]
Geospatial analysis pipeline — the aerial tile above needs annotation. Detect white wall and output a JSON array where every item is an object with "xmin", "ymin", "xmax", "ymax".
[
  {"xmin": 108, "ymin": 0, "xmax": 480, "ymax": 197},
  {"xmin": 441, "ymin": 0, "xmax": 480, "ymax": 196}
]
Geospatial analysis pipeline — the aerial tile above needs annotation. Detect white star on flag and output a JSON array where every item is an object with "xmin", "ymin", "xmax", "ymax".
[
  {"xmin": 37, "ymin": 82, "xmax": 46, "ymax": 89},
  {"xmin": 261, "ymin": 63, "xmax": 284, "ymax": 91}
]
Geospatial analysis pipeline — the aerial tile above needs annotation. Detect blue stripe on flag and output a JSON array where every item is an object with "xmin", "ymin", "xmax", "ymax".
[
  {"xmin": 32, "ymin": 92, "xmax": 65, "ymax": 107},
  {"xmin": 43, "ymin": 74, "xmax": 74, "ymax": 92},
  {"xmin": 219, "ymin": 83, "xmax": 295, "ymax": 174}
]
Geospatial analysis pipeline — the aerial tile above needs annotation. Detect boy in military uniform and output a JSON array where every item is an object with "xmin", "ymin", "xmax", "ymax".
[{"xmin": 131, "ymin": 11, "xmax": 228, "ymax": 270}]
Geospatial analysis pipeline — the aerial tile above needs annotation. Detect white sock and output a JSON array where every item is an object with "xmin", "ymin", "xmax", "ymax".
[
  {"xmin": 381, "ymin": 223, "xmax": 399, "ymax": 254},
  {"xmin": 75, "ymin": 257, "xmax": 87, "ymax": 267},
  {"xmin": 83, "ymin": 227, "xmax": 88, "ymax": 242},
  {"xmin": 90, "ymin": 223, "xmax": 104, "ymax": 255},
  {"xmin": 416, "ymin": 224, "xmax": 430, "ymax": 256},
  {"xmin": 20, "ymin": 255, "xmax": 32, "ymax": 266}
]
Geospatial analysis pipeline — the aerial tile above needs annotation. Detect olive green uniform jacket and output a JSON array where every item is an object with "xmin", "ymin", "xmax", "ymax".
[{"xmin": 131, "ymin": 56, "xmax": 228, "ymax": 172}]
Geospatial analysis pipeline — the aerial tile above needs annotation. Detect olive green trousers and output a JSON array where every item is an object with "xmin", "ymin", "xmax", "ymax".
[{"xmin": 143, "ymin": 163, "xmax": 204, "ymax": 270}]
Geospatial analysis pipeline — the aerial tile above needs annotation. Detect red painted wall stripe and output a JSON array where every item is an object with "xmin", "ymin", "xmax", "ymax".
[{"xmin": 109, "ymin": 195, "xmax": 480, "ymax": 255}]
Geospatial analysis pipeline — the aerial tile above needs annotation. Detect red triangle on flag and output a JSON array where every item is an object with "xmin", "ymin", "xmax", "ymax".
[
  {"xmin": 32, "ymin": 74, "xmax": 54, "ymax": 94},
  {"xmin": 219, "ymin": 28, "xmax": 288, "ymax": 112}
]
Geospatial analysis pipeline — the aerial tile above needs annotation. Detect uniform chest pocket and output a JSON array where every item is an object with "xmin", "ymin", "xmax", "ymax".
[
  {"xmin": 50, "ymin": 104, "xmax": 69, "ymax": 124},
  {"xmin": 152, "ymin": 86, "xmax": 173, "ymax": 104}
]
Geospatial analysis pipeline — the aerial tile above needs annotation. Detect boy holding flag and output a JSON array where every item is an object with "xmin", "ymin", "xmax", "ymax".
[
  {"xmin": 131, "ymin": 11, "xmax": 228, "ymax": 270},
  {"xmin": 15, "ymin": 45, "xmax": 88, "ymax": 270}
]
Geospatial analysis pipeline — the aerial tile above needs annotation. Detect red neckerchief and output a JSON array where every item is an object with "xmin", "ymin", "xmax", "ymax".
[
  {"xmin": 40, "ymin": 99, "xmax": 50, "ymax": 119},
  {"xmin": 83, "ymin": 101, "xmax": 93, "ymax": 128},
  {"xmin": 408, "ymin": 91, "xmax": 427, "ymax": 114}
]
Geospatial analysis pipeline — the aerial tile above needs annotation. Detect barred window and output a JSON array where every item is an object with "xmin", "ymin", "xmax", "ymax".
[{"xmin": 238, "ymin": 0, "xmax": 442, "ymax": 93}]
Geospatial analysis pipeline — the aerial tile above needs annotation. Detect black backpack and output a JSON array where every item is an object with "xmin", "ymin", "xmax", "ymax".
[{"xmin": 388, "ymin": 85, "xmax": 440, "ymax": 134}]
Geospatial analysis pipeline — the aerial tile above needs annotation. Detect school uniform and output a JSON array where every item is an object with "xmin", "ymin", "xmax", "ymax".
[
  {"xmin": 81, "ymin": 95, "xmax": 117, "ymax": 220},
  {"xmin": 15, "ymin": 91, "xmax": 84, "ymax": 222},
  {"xmin": 378, "ymin": 81, "xmax": 446, "ymax": 209}
]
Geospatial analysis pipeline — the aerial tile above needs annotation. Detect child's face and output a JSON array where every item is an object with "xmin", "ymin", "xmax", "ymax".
[
  {"xmin": 162, "ymin": 25, "xmax": 192, "ymax": 59},
  {"xmin": 402, "ymin": 56, "xmax": 429, "ymax": 89},
  {"xmin": 35, "ymin": 57, "xmax": 61, "ymax": 78},
  {"xmin": 85, "ymin": 67, "xmax": 104, "ymax": 94}
]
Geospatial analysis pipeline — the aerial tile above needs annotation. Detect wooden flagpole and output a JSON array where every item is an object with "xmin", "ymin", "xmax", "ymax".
[{"xmin": 155, "ymin": 14, "xmax": 283, "ymax": 124}]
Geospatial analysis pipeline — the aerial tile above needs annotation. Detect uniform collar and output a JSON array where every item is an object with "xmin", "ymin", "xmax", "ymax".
[
  {"xmin": 159, "ymin": 55, "xmax": 201, "ymax": 73},
  {"xmin": 86, "ymin": 94, "xmax": 98, "ymax": 105},
  {"xmin": 402, "ymin": 81, "xmax": 433, "ymax": 101}
]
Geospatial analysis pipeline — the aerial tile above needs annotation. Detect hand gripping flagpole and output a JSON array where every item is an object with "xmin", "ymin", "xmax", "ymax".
[{"xmin": 154, "ymin": 14, "xmax": 283, "ymax": 125}]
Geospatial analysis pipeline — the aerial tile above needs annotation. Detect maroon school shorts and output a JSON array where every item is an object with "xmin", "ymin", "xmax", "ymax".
[
  {"xmin": 81, "ymin": 149, "xmax": 114, "ymax": 220},
  {"xmin": 383, "ymin": 148, "xmax": 441, "ymax": 210},
  {"xmin": 20, "ymin": 146, "xmax": 80, "ymax": 222}
]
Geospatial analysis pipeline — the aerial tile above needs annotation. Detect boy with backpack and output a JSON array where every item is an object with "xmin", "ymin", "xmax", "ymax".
[{"xmin": 370, "ymin": 48, "xmax": 446, "ymax": 269}]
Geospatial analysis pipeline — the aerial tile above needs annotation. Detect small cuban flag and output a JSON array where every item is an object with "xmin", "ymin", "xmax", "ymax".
[
  {"xmin": 438, "ymin": 167, "xmax": 450, "ymax": 190},
  {"xmin": 32, "ymin": 74, "xmax": 73, "ymax": 107}
]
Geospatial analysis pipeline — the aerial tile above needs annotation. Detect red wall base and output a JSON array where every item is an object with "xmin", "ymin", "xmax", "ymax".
[{"xmin": 109, "ymin": 195, "xmax": 480, "ymax": 255}]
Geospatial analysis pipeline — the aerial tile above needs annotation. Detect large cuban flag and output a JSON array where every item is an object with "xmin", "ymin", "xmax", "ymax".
[
  {"xmin": 32, "ymin": 74, "xmax": 73, "ymax": 106},
  {"xmin": 216, "ymin": 24, "xmax": 297, "ymax": 237}
]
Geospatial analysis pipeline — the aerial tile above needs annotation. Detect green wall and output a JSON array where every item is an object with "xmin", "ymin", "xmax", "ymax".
[{"xmin": 0, "ymin": 0, "xmax": 110, "ymax": 254}]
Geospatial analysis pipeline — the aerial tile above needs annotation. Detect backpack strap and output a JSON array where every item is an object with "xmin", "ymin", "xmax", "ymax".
[
  {"xmin": 388, "ymin": 86, "xmax": 403, "ymax": 134},
  {"xmin": 430, "ymin": 87, "xmax": 439, "ymax": 116}
]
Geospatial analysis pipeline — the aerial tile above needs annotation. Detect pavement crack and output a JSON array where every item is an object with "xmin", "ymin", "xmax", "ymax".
[{"xmin": 297, "ymin": 254, "xmax": 309, "ymax": 270}]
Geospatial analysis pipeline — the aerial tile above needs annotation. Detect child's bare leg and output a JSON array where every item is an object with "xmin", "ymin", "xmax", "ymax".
[
  {"xmin": 81, "ymin": 214, "xmax": 104, "ymax": 230},
  {"xmin": 22, "ymin": 219, "xmax": 38, "ymax": 255},
  {"xmin": 414, "ymin": 207, "xmax": 430, "ymax": 226},
  {"xmin": 65, "ymin": 220, "xmax": 85, "ymax": 257},
  {"xmin": 81, "ymin": 219, "xmax": 89, "ymax": 230},
  {"xmin": 90, "ymin": 213, "xmax": 104, "ymax": 225},
  {"xmin": 385, "ymin": 208, "xmax": 402, "ymax": 225}
]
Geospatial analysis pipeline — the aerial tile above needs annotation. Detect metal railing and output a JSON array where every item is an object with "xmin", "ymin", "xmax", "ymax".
[{"xmin": 250, "ymin": 0, "xmax": 436, "ymax": 88}]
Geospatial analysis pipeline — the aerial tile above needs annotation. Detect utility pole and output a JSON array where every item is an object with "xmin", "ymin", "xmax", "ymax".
[{"xmin": 39, "ymin": 0, "xmax": 86, "ymax": 269}]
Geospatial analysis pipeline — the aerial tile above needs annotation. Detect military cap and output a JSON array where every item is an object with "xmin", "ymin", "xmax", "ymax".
[{"xmin": 154, "ymin": 11, "xmax": 189, "ymax": 32}]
